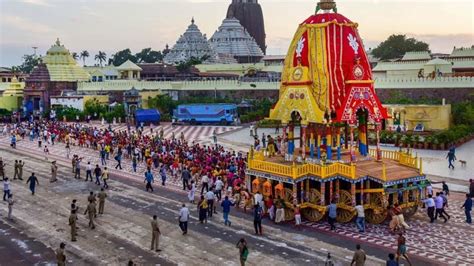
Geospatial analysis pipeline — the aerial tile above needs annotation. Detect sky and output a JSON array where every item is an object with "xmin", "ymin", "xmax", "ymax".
[{"xmin": 0, "ymin": 0, "xmax": 473, "ymax": 67}]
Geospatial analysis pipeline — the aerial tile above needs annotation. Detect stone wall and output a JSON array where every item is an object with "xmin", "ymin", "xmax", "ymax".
[{"xmin": 376, "ymin": 88, "xmax": 474, "ymax": 103}]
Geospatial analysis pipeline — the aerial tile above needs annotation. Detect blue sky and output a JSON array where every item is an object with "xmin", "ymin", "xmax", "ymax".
[{"xmin": 0, "ymin": 0, "xmax": 473, "ymax": 66}]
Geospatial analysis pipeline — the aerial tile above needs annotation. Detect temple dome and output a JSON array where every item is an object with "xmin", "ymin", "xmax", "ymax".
[
  {"xmin": 164, "ymin": 18, "xmax": 219, "ymax": 64},
  {"xmin": 209, "ymin": 18, "xmax": 264, "ymax": 63}
]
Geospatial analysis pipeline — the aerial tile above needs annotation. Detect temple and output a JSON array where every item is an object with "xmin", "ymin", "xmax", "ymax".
[
  {"xmin": 226, "ymin": 0, "xmax": 266, "ymax": 54},
  {"xmin": 245, "ymin": 0, "xmax": 427, "ymax": 224},
  {"xmin": 164, "ymin": 18, "xmax": 219, "ymax": 64},
  {"xmin": 209, "ymin": 18, "xmax": 264, "ymax": 63}
]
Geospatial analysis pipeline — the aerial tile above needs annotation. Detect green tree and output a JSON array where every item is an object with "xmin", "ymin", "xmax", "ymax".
[
  {"xmin": 94, "ymin": 51, "xmax": 107, "ymax": 66},
  {"xmin": 84, "ymin": 99, "xmax": 107, "ymax": 117},
  {"xmin": 15, "ymin": 54, "xmax": 41, "ymax": 74},
  {"xmin": 80, "ymin": 50, "xmax": 90, "ymax": 66},
  {"xmin": 135, "ymin": 48, "xmax": 163, "ymax": 63},
  {"xmin": 371, "ymin": 34, "xmax": 430, "ymax": 60},
  {"xmin": 71, "ymin": 52, "xmax": 79, "ymax": 61},
  {"xmin": 148, "ymin": 94, "xmax": 177, "ymax": 114},
  {"xmin": 109, "ymin": 49, "xmax": 137, "ymax": 66}
]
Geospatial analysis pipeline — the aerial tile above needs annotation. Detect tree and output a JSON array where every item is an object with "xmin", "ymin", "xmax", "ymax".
[
  {"xmin": 135, "ymin": 48, "xmax": 163, "ymax": 63},
  {"xmin": 80, "ymin": 50, "xmax": 89, "ymax": 66},
  {"xmin": 108, "ymin": 49, "xmax": 137, "ymax": 66},
  {"xmin": 14, "ymin": 54, "xmax": 41, "ymax": 74},
  {"xmin": 95, "ymin": 51, "xmax": 107, "ymax": 66},
  {"xmin": 371, "ymin": 34, "xmax": 430, "ymax": 60},
  {"xmin": 175, "ymin": 56, "xmax": 206, "ymax": 73},
  {"xmin": 148, "ymin": 94, "xmax": 177, "ymax": 114},
  {"xmin": 71, "ymin": 52, "xmax": 79, "ymax": 61}
]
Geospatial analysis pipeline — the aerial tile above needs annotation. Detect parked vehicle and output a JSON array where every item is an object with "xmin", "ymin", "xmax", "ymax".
[{"xmin": 173, "ymin": 104, "xmax": 237, "ymax": 125}]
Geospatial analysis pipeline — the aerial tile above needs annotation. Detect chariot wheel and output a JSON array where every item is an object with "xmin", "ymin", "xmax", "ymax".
[
  {"xmin": 336, "ymin": 207, "xmax": 356, "ymax": 223},
  {"xmin": 402, "ymin": 204, "xmax": 418, "ymax": 219},
  {"xmin": 365, "ymin": 192, "xmax": 388, "ymax": 224},
  {"xmin": 338, "ymin": 189, "xmax": 352, "ymax": 205},
  {"xmin": 308, "ymin": 189, "xmax": 321, "ymax": 204},
  {"xmin": 302, "ymin": 207, "xmax": 325, "ymax": 222},
  {"xmin": 284, "ymin": 188, "xmax": 295, "ymax": 221}
]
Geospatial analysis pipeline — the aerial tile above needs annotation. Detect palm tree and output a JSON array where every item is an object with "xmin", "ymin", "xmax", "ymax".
[
  {"xmin": 95, "ymin": 51, "xmax": 107, "ymax": 66},
  {"xmin": 80, "ymin": 50, "xmax": 89, "ymax": 66},
  {"xmin": 71, "ymin": 52, "xmax": 79, "ymax": 61}
]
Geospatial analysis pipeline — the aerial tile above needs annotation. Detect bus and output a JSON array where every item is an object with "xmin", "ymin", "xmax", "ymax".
[{"xmin": 173, "ymin": 103, "xmax": 237, "ymax": 125}]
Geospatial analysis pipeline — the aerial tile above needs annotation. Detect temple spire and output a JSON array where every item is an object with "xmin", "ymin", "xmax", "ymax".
[{"xmin": 191, "ymin": 17, "xmax": 195, "ymax": 24}]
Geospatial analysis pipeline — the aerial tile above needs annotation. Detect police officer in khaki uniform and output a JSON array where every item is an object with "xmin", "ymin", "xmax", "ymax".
[
  {"xmin": 69, "ymin": 210, "xmax": 77, "ymax": 241},
  {"xmin": 56, "ymin": 242, "xmax": 66, "ymax": 266},
  {"xmin": 151, "ymin": 215, "xmax": 161, "ymax": 252},
  {"xmin": 87, "ymin": 191, "xmax": 97, "ymax": 217},
  {"xmin": 84, "ymin": 200, "xmax": 96, "ymax": 229},
  {"xmin": 50, "ymin": 161, "xmax": 58, "ymax": 183},
  {"xmin": 97, "ymin": 188, "xmax": 107, "ymax": 215},
  {"xmin": 13, "ymin": 160, "xmax": 19, "ymax": 180},
  {"xmin": 18, "ymin": 160, "xmax": 24, "ymax": 180}
]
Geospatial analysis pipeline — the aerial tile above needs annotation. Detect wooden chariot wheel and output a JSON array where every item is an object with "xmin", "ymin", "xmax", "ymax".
[
  {"xmin": 302, "ymin": 189, "xmax": 325, "ymax": 222},
  {"xmin": 402, "ymin": 203, "xmax": 419, "ymax": 219},
  {"xmin": 283, "ymin": 188, "xmax": 295, "ymax": 221},
  {"xmin": 365, "ymin": 192, "xmax": 388, "ymax": 224},
  {"xmin": 336, "ymin": 190, "xmax": 356, "ymax": 223}
]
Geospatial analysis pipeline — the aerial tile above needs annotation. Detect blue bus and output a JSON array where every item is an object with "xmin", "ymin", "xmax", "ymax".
[{"xmin": 173, "ymin": 103, "xmax": 237, "ymax": 125}]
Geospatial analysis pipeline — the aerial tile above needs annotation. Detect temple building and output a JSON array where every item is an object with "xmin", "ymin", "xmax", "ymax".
[
  {"xmin": 0, "ymin": 77, "xmax": 24, "ymax": 111},
  {"xmin": 209, "ymin": 18, "xmax": 264, "ymax": 63},
  {"xmin": 164, "ymin": 18, "xmax": 219, "ymax": 64},
  {"xmin": 23, "ymin": 39, "xmax": 90, "ymax": 114},
  {"xmin": 226, "ymin": 0, "xmax": 266, "ymax": 54}
]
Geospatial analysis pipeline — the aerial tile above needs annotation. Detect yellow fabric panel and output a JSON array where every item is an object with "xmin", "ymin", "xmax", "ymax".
[
  {"xmin": 279, "ymin": 26, "xmax": 308, "ymax": 97},
  {"xmin": 308, "ymin": 26, "xmax": 329, "ymax": 114}
]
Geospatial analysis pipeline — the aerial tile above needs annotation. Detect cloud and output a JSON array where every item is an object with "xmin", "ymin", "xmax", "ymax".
[
  {"xmin": 1, "ymin": 15, "xmax": 55, "ymax": 34},
  {"xmin": 21, "ymin": 0, "xmax": 53, "ymax": 7}
]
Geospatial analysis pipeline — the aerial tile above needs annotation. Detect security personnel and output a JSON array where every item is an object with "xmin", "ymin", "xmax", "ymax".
[
  {"xmin": 84, "ymin": 200, "xmax": 96, "ymax": 229},
  {"xmin": 151, "ymin": 215, "xmax": 161, "ymax": 252},
  {"xmin": 97, "ymin": 188, "xmax": 107, "ymax": 215},
  {"xmin": 56, "ymin": 242, "xmax": 66, "ymax": 266},
  {"xmin": 87, "ymin": 192, "xmax": 97, "ymax": 216},
  {"xmin": 69, "ymin": 210, "xmax": 77, "ymax": 241}
]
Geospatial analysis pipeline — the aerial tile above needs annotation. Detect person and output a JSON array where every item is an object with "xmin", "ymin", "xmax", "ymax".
[
  {"xmin": 442, "ymin": 181, "xmax": 449, "ymax": 196},
  {"xmin": 221, "ymin": 196, "xmax": 234, "ymax": 226},
  {"xmin": 50, "ymin": 161, "xmax": 58, "ymax": 183},
  {"xmin": 13, "ymin": 160, "xmax": 19, "ymax": 180},
  {"xmin": 84, "ymin": 200, "xmax": 96, "ymax": 229},
  {"xmin": 151, "ymin": 215, "xmax": 162, "ymax": 252},
  {"xmin": 179, "ymin": 203, "xmax": 189, "ymax": 235},
  {"xmin": 274, "ymin": 196, "xmax": 285, "ymax": 224},
  {"xmin": 88, "ymin": 191, "xmax": 97, "ymax": 206},
  {"xmin": 423, "ymin": 194, "xmax": 435, "ymax": 223},
  {"xmin": 188, "ymin": 180, "xmax": 196, "ymax": 203},
  {"xmin": 253, "ymin": 204, "xmax": 263, "ymax": 235},
  {"xmin": 265, "ymin": 195, "xmax": 274, "ymax": 221},
  {"xmin": 97, "ymin": 188, "xmax": 107, "ymax": 214},
  {"xmin": 325, "ymin": 252, "xmax": 334, "ymax": 266},
  {"xmin": 393, "ymin": 203, "xmax": 409, "ymax": 229},
  {"xmin": 159, "ymin": 164, "xmax": 167, "ymax": 186},
  {"xmin": 386, "ymin": 253, "xmax": 398, "ymax": 266},
  {"xmin": 254, "ymin": 191, "xmax": 263, "ymax": 208},
  {"xmin": 181, "ymin": 167, "xmax": 191, "ymax": 191},
  {"xmin": 94, "ymin": 165, "xmax": 101, "ymax": 185},
  {"xmin": 261, "ymin": 133, "xmax": 266, "ymax": 148},
  {"xmin": 102, "ymin": 167, "xmax": 109, "ymax": 189},
  {"xmin": 56, "ymin": 242, "xmax": 66, "ymax": 266},
  {"xmin": 236, "ymin": 238, "xmax": 249, "ymax": 266},
  {"xmin": 26, "ymin": 173, "xmax": 39, "ymax": 195},
  {"xmin": 470, "ymin": 179, "xmax": 474, "ymax": 198},
  {"xmin": 0, "ymin": 158, "xmax": 5, "ymax": 180},
  {"xmin": 294, "ymin": 204, "xmax": 301, "ymax": 227},
  {"xmin": 144, "ymin": 168, "xmax": 154, "ymax": 192},
  {"xmin": 201, "ymin": 173, "xmax": 209, "ymax": 194},
  {"xmin": 7, "ymin": 193, "xmax": 14, "ymax": 220},
  {"xmin": 327, "ymin": 200, "xmax": 337, "ymax": 230},
  {"xmin": 426, "ymin": 183, "xmax": 433, "ymax": 197},
  {"xmin": 69, "ymin": 209, "xmax": 77, "ymax": 241},
  {"xmin": 461, "ymin": 193, "xmax": 472, "ymax": 224},
  {"xmin": 355, "ymin": 202, "xmax": 365, "ymax": 233},
  {"xmin": 74, "ymin": 157, "xmax": 82, "ymax": 179},
  {"xmin": 439, "ymin": 191, "xmax": 450, "ymax": 219},
  {"xmin": 434, "ymin": 192, "xmax": 448, "ymax": 223},
  {"xmin": 85, "ymin": 162, "xmax": 93, "ymax": 182},
  {"xmin": 350, "ymin": 244, "xmax": 366, "ymax": 266},
  {"xmin": 17, "ymin": 160, "xmax": 24, "ymax": 180},
  {"xmin": 132, "ymin": 154, "xmax": 137, "ymax": 172},
  {"xmin": 205, "ymin": 189, "xmax": 215, "ymax": 218},
  {"xmin": 396, "ymin": 232, "xmax": 411, "ymax": 265},
  {"xmin": 215, "ymin": 177, "xmax": 224, "ymax": 201},
  {"xmin": 197, "ymin": 195, "xmax": 208, "ymax": 223},
  {"xmin": 3, "ymin": 177, "xmax": 10, "ymax": 201},
  {"xmin": 114, "ymin": 152, "xmax": 122, "ymax": 170},
  {"xmin": 446, "ymin": 150, "xmax": 456, "ymax": 169}
]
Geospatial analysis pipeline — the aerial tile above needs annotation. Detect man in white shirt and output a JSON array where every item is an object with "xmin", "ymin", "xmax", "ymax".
[
  {"xmin": 179, "ymin": 204, "xmax": 189, "ymax": 235},
  {"xmin": 254, "ymin": 191, "xmax": 263, "ymax": 208},
  {"xmin": 205, "ymin": 189, "xmax": 216, "ymax": 217},
  {"xmin": 426, "ymin": 184, "xmax": 433, "ymax": 197},
  {"xmin": 3, "ymin": 177, "xmax": 11, "ymax": 201},
  {"xmin": 215, "ymin": 178, "xmax": 224, "ymax": 201},
  {"xmin": 354, "ymin": 203, "xmax": 365, "ymax": 233},
  {"xmin": 201, "ymin": 174, "xmax": 209, "ymax": 195},
  {"xmin": 434, "ymin": 192, "xmax": 448, "ymax": 223},
  {"xmin": 86, "ymin": 162, "xmax": 93, "ymax": 182},
  {"xmin": 424, "ymin": 194, "xmax": 435, "ymax": 223}
]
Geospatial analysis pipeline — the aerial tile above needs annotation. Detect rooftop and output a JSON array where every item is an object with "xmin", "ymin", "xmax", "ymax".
[
  {"xmin": 450, "ymin": 46, "xmax": 474, "ymax": 58},
  {"xmin": 401, "ymin": 51, "xmax": 431, "ymax": 61}
]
